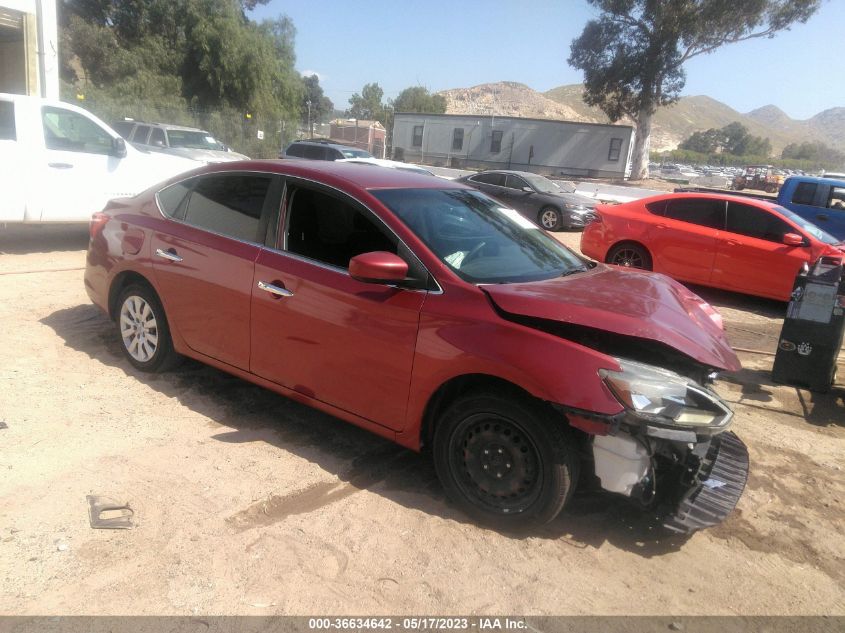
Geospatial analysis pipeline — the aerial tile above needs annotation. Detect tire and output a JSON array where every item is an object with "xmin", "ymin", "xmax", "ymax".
[
  {"xmin": 433, "ymin": 391, "xmax": 579, "ymax": 527},
  {"xmin": 116, "ymin": 284, "xmax": 181, "ymax": 372},
  {"xmin": 538, "ymin": 206, "xmax": 562, "ymax": 231},
  {"xmin": 606, "ymin": 243, "xmax": 652, "ymax": 270}
]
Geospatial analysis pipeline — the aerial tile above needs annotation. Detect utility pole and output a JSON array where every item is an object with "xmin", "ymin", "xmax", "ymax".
[{"xmin": 306, "ymin": 99, "xmax": 312, "ymax": 138}]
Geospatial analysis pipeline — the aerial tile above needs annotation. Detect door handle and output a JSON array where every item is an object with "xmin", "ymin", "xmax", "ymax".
[
  {"xmin": 725, "ymin": 240, "xmax": 738, "ymax": 247},
  {"xmin": 816, "ymin": 214, "xmax": 829, "ymax": 221},
  {"xmin": 257, "ymin": 280, "xmax": 293, "ymax": 298},
  {"xmin": 48, "ymin": 162, "xmax": 74, "ymax": 169},
  {"xmin": 655, "ymin": 223, "xmax": 667, "ymax": 229},
  {"xmin": 155, "ymin": 248, "xmax": 183, "ymax": 263}
]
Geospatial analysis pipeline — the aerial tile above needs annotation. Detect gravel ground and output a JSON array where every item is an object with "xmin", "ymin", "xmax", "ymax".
[{"xmin": 0, "ymin": 225, "xmax": 842, "ymax": 616}]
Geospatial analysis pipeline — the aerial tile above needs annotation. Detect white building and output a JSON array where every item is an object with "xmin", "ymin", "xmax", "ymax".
[
  {"xmin": 393, "ymin": 112, "xmax": 634, "ymax": 179},
  {"xmin": 0, "ymin": 0, "xmax": 58, "ymax": 99}
]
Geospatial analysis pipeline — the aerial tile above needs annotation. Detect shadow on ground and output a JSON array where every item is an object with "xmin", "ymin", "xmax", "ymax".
[
  {"xmin": 0, "ymin": 225, "xmax": 90, "ymax": 255},
  {"xmin": 42, "ymin": 303, "xmax": 693, "ymax": 557}
]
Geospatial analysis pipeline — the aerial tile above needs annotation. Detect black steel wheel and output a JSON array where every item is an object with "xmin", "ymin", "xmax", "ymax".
[
  {"xmin": 607, "ymin": 243, "xmax": 652, "ymax": 270},
  {"xmin": 433, "ymin": 391, "xmax": 578, "ymax": 527},
  {"xmin": 538, "ymin": 206, "xmax": 562, "ymax": 231}
]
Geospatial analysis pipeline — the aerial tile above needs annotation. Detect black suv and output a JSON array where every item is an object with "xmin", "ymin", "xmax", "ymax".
[{"xmin": 282, "ymin": 139, "xmax": 373, "ymax": 161}]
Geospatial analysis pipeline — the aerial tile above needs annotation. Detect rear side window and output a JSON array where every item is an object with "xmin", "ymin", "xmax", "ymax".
[
  {"xmin": 149, "ymin": 127, "xmax": 166, "ymax": 147},
  {"xmin": 791, "ymin": 182, "xmax": 817, "ymax": 205},
  {"xmin": 0, "ymin": 101, "xmax": 15, "ymax": 140},
  {"xmin": 157, "ymin": 179, "xmax": 195, "ymax": 218},
  {"xmin": 471, "ymin": 173, "xmax": 506, "ymax": 186},
  {"xmin": 184, "ymin": 174, "xmax": 272, "ymax": 242},
  {"xmin": 645, "ymin": 200, "xmax": 667, "ymax": 216},
  {"xmin": 132, "ymin": 125, "xmax": 152, "ymax": 143},
  {"xmin": 726, "ymin": 202, "xmax": 792, "ymax": 242},
  {"xmin": 664, "ymin": 198, "xmax": 725, "ymax": 229}
]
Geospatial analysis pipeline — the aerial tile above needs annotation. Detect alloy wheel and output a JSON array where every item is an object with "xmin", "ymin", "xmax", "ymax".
[{"xmin": 119, "ymin": 295, "xmax": 159, "ymax": 363}]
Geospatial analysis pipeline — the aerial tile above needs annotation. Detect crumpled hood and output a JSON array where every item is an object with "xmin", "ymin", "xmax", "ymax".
[{"xmin": 482, "ymin": 264, "xmax": 741, "ymax": 372}]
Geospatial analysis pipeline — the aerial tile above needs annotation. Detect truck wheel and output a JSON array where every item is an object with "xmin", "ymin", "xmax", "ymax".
[
  {"xmin": 116, "ymin": 284, "xmax": 181, "ymax": 372},
  {"xmin": 607, "ymin": 243, "xmax": 652, "ymax": 270},
  {"xmin": 433, "ymin": 391, "xmax": 578, "ymax": 527}
]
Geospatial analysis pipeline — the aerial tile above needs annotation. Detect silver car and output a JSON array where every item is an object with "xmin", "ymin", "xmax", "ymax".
[{"xmin": 113, "ymin": 121, "xmax": 249, "ymax": 163}]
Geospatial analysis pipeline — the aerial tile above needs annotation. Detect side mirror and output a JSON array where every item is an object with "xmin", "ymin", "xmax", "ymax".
[
  {"xmin": 111, "ymin": 137, "xmax": 127, "ymax": 158},
  {"xmin": 783, "ymin": 233, "xmax": 805, "ymax": 247},
  {"xmin": 349, "ymin": 251, "xmax": 408, "ymax": 284},
  {"xmin": 522, "ymin": 186, "xmax": 533, "ymax": 193}
]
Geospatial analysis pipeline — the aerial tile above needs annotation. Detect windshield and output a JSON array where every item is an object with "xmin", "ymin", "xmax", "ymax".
[
  {"xmin": 167, "ymin": 130, "xmax": 226, "ymax": 151},
  {"xmin": 373, "ymin": 188, "xmax": 589, "ymax": 283},
  {"xmin": 340, "ymin": 148, "xmax": 372, "ymax": 158},
  {"xmin": 522, "ymin": 173, "xmax": 575, "ymax": 194},
  {"xmin": 775, "ymin": 205, "xmax": 840, "ymax": 245}
]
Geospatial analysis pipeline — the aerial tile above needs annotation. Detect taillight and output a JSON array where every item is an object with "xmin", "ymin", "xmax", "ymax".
[{"xmin": 89, "ymin": 212, "xmax": 108, "ymax": 239}]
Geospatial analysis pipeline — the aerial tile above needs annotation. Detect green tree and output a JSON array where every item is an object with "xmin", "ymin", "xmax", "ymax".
[
  {"xmin": 679, "ymin": 128, "xmax": 723, "ymax": 153},
  {"xmin": 391, "ymin": 86, "xmax": 447, "ymax": 114},
  {"xmin": 301, "ymin": 74, "xmax": 334, "ymax": 133},
  {"xmin": 347, "ymin": 83, "xmax": 387, "ymax": 122},
  {"xmin": 568, "ymin": 0, "xmax": 821, "ymax": 180}
]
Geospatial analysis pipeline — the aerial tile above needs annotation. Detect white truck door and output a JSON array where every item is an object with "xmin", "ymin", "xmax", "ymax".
[
  {"xmin": 38, "ymin": 104, "xmax": 136, "ymax": 222},
  {"xmin": 0, "ymin": 99, "xmax": 25, "ymax": 222}
]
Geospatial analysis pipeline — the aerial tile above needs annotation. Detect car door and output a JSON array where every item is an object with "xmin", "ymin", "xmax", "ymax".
[
  {"xmin": 250, "ymin": 180, "xmax": 429, "ymax": 430},
  {"xmin": 503, "ymin": 174, "xmax": 535, "ymax": 214},
  {"xmin": 819, "ymin": 184, "xmax": 845, "ymax": 239},
  {"xmin": 151, "ymin": 171, "xmax": 283, "ymax": 369},
  {"xmin": 647, "ymin": 197, "xmax": 724, "ymax": 284},
  {"xmin": 711, "ymin": 201, "xmax": 814, "ymax": 299}
]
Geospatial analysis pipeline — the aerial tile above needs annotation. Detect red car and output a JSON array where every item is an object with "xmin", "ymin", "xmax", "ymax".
[
  {"xmin": 85, "ymin": 161, "xmax": 748, "ymax": 532},
  {"xmin": 581, "ymin": 192, "xmax": 845, "ymax": 301}
]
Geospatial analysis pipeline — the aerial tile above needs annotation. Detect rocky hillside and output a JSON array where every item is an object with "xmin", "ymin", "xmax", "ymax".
[{"xmin": 438, "ymin": 82, "xmax": 845, "ymax": 155}]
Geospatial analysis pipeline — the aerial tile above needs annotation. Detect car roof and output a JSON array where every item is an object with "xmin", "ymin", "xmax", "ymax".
[
  {"xmin": 469, "ymin": 169, "xmax": 540, "ymax": 178},
  {"xmin": 625, "ymin": 192, "xmax": 782, "ymax": 209},
  {"xmin": 287, "ymin": 139, "xmax": 362, "ymax": 151},
  {"xmin": 199, "ymin": 159, "xmax": 467, "ymax": 191}
]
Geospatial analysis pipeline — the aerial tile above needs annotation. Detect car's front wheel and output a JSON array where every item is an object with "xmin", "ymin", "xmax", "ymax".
[
  {"xmin": 538, "ymin": 206, "xmax": 562, "ymax": 231},
  {"xmin": 116, "ymin": 284, "xmax": 180, "ymax": 372},
  {"xmin": 433, "ymin": 391, "xmax": 578, "ymax": 527}
]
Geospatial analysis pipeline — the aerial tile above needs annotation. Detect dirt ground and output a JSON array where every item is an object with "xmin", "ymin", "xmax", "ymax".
[{"xmin": 0, "ymin": 225, "xmax": 843, "ymax": 616}]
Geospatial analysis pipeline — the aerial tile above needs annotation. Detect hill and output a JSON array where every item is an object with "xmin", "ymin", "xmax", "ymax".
[{"xmin": 437, "ymin": 82, "xmax": 844, "ymax": 155}]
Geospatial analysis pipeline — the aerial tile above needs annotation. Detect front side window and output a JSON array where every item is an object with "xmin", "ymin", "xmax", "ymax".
[
  {"xmin": 725, "ymin": 202, "xmax": 791, "ymax": 242},
  {"xmin": 0, "ymin": 101, "xmax": 15, "ymax": 141},
  {"xmin": 470, "ymin": 173, "xmax": 506, "ymax": 186},
  {"xmin": 42, "ymin": 106, "xmax": 113, "ymax": 155},
  {"xmin": 490, "ymin": 130, "xmax": 503, "ymax": 153},
  {"xmin": 374, "ymin": 188, "xmax": 589, "ymax": 284},
  {"xmin": 505, "ymin": 175, "xmax": 529, "ymax": 191},
  {"xmin": 452, "ymin": 128, "xmax": 464, "ymax": 151},
  {"xmin": 412, "ymin": 126, "xmax": 423, "ymax": 147},
  {"xmin": 791, "ymin": 182, "xmax": 817, "ymax": 205},
  {"xmin": 664, "ymin": 198, "xmax": 725, "ymax": 229},
  {"xmin": 286, "ymin": 187, "xmax": 397, "ymax": 269},
  {"xmin": 303, "ymin": 145, "xmax": 325, "ymax": 159},
  {"xmin": 183, "ymin": 174, "xmax": 272, "ymax": 242},
  {"xmin": 608, "ymin": 138, "xmax": 623, "ymax": 161},
  {"xmin": 827, "ymin": 186, "xmax": 845, "ymax": 209},
  {"xmin": 285, "ymin": 143, "xmax": 305, "ymax": 157}
]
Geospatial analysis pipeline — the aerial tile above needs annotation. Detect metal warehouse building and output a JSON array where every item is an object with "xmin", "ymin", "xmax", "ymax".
[{"xmin": 392, "ymin": 112, "xmax": 634, "ymax": 179}]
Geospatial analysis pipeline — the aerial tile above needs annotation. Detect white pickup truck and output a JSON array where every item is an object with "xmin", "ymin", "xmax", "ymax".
[{"xmin": 1, "ymin": 93, "xmax": 199, "ymax": 223}]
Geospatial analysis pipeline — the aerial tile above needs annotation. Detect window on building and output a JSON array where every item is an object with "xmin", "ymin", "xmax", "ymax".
[
  {"xmin": 452, "ymin": 128, "xmax": 464, "ymax": 151},
  {"xmin": 791, "ymin": 182, "xmax": 817, "ymax": 205},
  {"xmin": 490, "ymin": 130, "xmax": 503, "ymax": 153},
  {"xmin": 608, "ymin": 138, "xmax": 623, "ymax": 162},
  {"xmin": 0, "ymin": 101, "xmax": 15, "ymax": 141},
  {"xmin": 412, "ymin": 125, "xmax": 424, "ymax": 147},
  {"xmin": 183, "ymin": 173, "xmax": 272, "ymax": 242}
]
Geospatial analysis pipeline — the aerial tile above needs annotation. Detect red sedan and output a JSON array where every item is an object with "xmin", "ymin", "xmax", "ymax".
[
  {"xmin": 85, "ymin": 161, "xmax": 748, "ymax": 532},
  {"xmin": 581, "ymin": 192, "xmax": 845, "ymax": 301}
]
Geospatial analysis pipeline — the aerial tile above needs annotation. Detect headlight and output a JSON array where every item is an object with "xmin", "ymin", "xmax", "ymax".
[
  {"xmin": 600, "ymin": 359, "xmax": 732, "ymax": 429},
  {"xmin": 564, "ymin": 203, "xmax": 588, "ymax": 212}
]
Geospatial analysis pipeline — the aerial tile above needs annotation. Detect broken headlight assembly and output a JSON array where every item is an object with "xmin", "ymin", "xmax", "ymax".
[{"xmin": 600, "ymin": 359, "xmax": 733, "ymax": 432}]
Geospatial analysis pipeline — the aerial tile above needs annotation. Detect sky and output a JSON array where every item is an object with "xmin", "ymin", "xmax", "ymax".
[{"xmin": 250, "ymin": 1, "xmax": 845, "ymax": 121}]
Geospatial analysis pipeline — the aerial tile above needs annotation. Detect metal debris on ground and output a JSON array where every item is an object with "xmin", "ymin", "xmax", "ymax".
[
  {"xmin": 0, "ymin": 421, "xmax": 8, "ymax": 430},
  {"xmin": 87, "ymin": 495, "xmax": 134, "ymax": 529}
]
